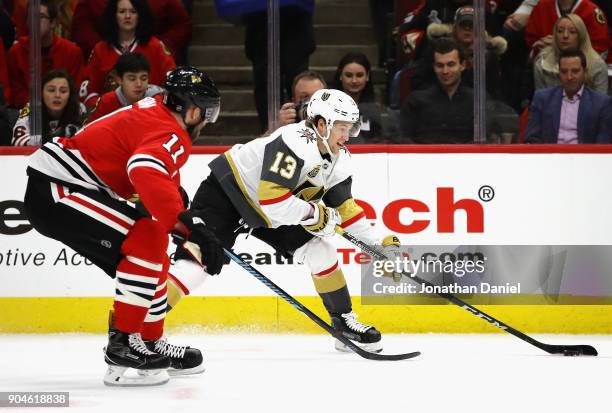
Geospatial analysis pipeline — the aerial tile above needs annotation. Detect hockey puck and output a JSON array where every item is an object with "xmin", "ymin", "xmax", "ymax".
[{"xmin": 563, "ymin": 350, "xmax": 580, "ymax": 357}]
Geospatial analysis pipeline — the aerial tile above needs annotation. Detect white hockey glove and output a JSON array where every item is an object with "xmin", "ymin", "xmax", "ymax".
[
  {"xmin": 301, "ymin": 203, "xmax": 342, "ymax": 238},
  {"xmin": 377, "ymin": 235, "xmax": 403, "ymax": 282}
]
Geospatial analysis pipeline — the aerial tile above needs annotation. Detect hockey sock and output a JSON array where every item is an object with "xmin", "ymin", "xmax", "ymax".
[
  {"xmin": 311, "ymin": 261, "xmax": 352, "ymax": 314},
  {"xmin": 141, "ymin": 257, "xmax": 169, "ymax": 340},
  {"xmin": 114, "ymin": 218, "xmax": 169, "ymax": 334},
  {"xmin": 113, "ymin": 254, "xmax": 165, "ymax": 333}
]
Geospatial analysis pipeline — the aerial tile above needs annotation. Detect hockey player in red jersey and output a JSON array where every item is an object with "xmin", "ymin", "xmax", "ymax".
[{"xmin": 23, "ymin": 67, "xmax": 224, "ymax": 387}]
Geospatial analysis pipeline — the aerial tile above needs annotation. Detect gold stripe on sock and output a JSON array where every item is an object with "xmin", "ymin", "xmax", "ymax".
[{"xmin": 312, "ymin": 268, "xmax": 347, "ymax": 294}]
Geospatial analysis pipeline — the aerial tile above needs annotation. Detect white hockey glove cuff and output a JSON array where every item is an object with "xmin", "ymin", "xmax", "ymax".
[{"xmin": 300, "ymin": 203, "xmax": 341, "ymax": 238}]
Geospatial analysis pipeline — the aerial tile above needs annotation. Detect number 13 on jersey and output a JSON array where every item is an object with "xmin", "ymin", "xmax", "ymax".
[{"xmin": 269, "ymin": 152, "xmax": 297, "ymax": 179}]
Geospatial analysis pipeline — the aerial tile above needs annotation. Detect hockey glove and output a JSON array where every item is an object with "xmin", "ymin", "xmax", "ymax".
[
  {"xmin": 301, "ymin": 203, "xmax": 342, "ymax": 238},
  {"xmin": 378, "ymin": 235, "xmax": 403, "ymax": 282},
  {"xmin": 172, "ymin": 210, "xmax": 225, "ymax": 275}
]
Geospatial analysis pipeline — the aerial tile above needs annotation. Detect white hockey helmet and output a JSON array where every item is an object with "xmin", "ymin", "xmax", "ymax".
[{"xmin": 306, "ymin": 89, "xmax": 361, "ymax": 140}]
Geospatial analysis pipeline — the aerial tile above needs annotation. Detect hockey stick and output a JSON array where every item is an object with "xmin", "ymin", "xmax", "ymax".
[
  {"xmin": 337, "ymin": 228, "xmax": 598, "ymax": 357},
  {"xmin": 223, "ymin": 248, "xmax": 421, "ymax": 361}
]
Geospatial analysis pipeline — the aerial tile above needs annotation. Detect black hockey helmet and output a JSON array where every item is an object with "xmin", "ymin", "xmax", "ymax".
[{"xmin": 164, "ymin": 66, "xmax": 221, "ymax": 123}]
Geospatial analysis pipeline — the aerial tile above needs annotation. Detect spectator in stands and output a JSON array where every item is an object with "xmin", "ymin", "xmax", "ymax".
[
  {"xmin": 79, "ymin": 0, "xmax": 176, "ymax": 108},
  {"xmin": 12, "ymin": 69, "xmax": 85, "ymax": 146},
  {"xmin": 12, "ymin": 0, "xmax": 77, "ymax": 39},
  {"xmin": 71, "ymin": 0, "xmax": 191, "ymax": 62},
  {"xmin": 244, "ymin": 1, "xmax": 316, "ymax": 132},
  {"xmin": 332, "ymin": 52, "xmax": 385, "ymax": 143},
  {"xmin": 7, "ymin": 0, "xmax": 84, "ymax": 108},
  {"xmin": 507, "ymin": 0, "xmax": 612, "ymax": 31},
  {"xmin": 278, "ymin": 70, "xmax": 326, "ymax": 127},
  {"xmin": 399, "ymin": 38, "xmax": 476, "ymax": 143},
  {"xmin": 534, "ymin": 14, "xmax": 608, "ymax": 94},
  {"xmin": 412, "ymin": 6, "xmax": 507, "ymax": 100},
  {"xmin": 526, "ymin": 50, "xmax": 611, "ymax": 143},
  {"xmin": 525, "ymin": 0, "xmax": 608, "ymax": 57},
  {"xmin": 397, "ymin": 0, "xmax": 502, "ymax": 63},
  {"xmin": 85, "ymin": 52, "xmax": 164, "ymax": 124}
]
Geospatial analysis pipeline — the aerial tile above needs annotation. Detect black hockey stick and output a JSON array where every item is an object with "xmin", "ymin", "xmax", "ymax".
[
  {"xmin": 337, "ymin": 229, "xmax": 598, "ymax": 357},
  {"xmin": 223, "ymin": 248, "xmax": 421, "ymax": 361}
]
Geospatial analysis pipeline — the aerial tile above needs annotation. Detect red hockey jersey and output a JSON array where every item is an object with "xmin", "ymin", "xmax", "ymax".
[
  {"xmin": 525, "ymin": 0, "xmax": 609, "ymax": 54},
  {"xmin": 84, "ymin": 85, "xmax": 164, "ymax": 124},
  {"xmin": 71, "ymin": 0, "xmax": 192, "ymax": 61},
  {"xmin": 80, "ymin": 37, "xmax": 175, "ymax": 107},
  {"xmin": 7, "ymin": 35, "xmax": 84, "ymax": 108},
  {"xmin": 27, "ymin": 96, "xmax": 191, "ymax": 232}
]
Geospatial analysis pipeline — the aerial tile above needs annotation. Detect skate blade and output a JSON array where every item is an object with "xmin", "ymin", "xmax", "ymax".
[
  {"xmin": 136, "ymin": 363, "xmax": 206, "ymax": 377},
  {"xmin": 335, "ymin": 339, "xmax": 383, "ymax": 354},
  {"xmin": 168, "ymin": 364, "xmax": 206, "ymax": 377},
  {"xmin": 104, "ymin": 365, "xmax": 170, "ymax": 387}
]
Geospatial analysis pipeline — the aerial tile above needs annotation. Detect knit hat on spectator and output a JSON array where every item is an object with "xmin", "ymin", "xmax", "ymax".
[{"xmin": 454, "ymin": 6, "xmax": 474, "ymax": 24}]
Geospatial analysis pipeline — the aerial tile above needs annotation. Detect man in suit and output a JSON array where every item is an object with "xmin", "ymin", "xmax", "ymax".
[{"xmin": 526, "ymin": 49, "xmax": 611, "ymax": 144}]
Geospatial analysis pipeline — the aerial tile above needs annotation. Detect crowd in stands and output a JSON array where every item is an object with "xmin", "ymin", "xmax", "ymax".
[{"xmin": 0, "ymin": 0, "xmax": 611, "ymax": 146}]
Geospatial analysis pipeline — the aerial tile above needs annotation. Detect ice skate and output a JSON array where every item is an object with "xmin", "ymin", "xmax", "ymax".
[
  {"xmin": 103, "ymin": 330, "xmax": 170, "ymax": 387},
  {"xmin": 331, "ymin": 311, "xmax": 383, "ymax": 353},
  {"xmin": 145, "ymin": 337, "xmax": 205, "ymax": 376}
]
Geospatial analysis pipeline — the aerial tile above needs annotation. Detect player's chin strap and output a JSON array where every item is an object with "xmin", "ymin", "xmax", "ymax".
[
  {"xmin": 313, "ymin": 122, "xmax": 336, "ymax": 159},
  {"xmin": 183, "ymin": 110, "xmax": 203, "ymax": 139}
]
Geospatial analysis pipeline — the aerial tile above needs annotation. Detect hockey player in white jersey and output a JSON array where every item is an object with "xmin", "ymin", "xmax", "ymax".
[{"xmin": 168, "ymin": 89, "xmax": 401, "ymax": 352}]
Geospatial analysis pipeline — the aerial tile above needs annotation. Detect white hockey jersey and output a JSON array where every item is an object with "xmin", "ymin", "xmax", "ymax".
[{"xmin": 209, "ymin": 120, "xmax": 380, "ymax": 244}]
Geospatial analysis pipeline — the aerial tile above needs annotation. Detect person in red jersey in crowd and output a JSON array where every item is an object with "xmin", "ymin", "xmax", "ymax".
[
  {"xmin": 11, "ymin": 0, "xmax": 77, "ymax": 39},
  {"xmin": 7, "ymin": 0, "xmax": 84, "ymax": 108},
  {"xmin": 23, "ymin": 67, "xmax": 224, "ymax": 387},
  {"xmin": 85, "ymin": 52, "xmax": 164, "ymax": 124},
  {"xmin": 71, "ymin": 0, "xmax": 191, "ymax": 62},
  {"xmin": 79, "ymin": 0, "xmax": 176, "ymax": 108},
  {"xmin": 525, "ymin": 0, "xmax": 609, "ymax": 56}
]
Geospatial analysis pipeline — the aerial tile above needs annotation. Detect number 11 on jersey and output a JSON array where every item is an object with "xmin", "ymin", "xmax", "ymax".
[{"xmin": 162, "ymin": 134, "xmax": 185, "ymax": 164}]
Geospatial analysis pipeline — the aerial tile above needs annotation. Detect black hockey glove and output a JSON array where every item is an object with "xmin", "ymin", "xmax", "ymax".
[{"xmin": 172, "ymin": 210, "xmax": 225, "ymax": 275}]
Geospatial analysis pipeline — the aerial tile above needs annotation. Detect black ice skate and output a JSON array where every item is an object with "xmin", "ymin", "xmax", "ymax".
[
  {"xmin": 331, "ymin": 311, "xmax": 383, "ymax": 353},
  {"xmin": 145, "ymin": 337, "xmax": 205, "ymax": 376},
  {"xmin": 104, "ymin": 330, "xmax": 171, "ymax": 387}
]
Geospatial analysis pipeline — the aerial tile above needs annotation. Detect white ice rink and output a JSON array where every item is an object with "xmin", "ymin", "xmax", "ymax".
[{"xmin": 0, "ymin": 333, "xmax": 610, "ymax": 412}]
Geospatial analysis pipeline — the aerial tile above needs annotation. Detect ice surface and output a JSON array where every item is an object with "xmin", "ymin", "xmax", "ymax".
[{"xmin": 0, "ymin": 333, "xmax": 610, "ymax": 412}]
